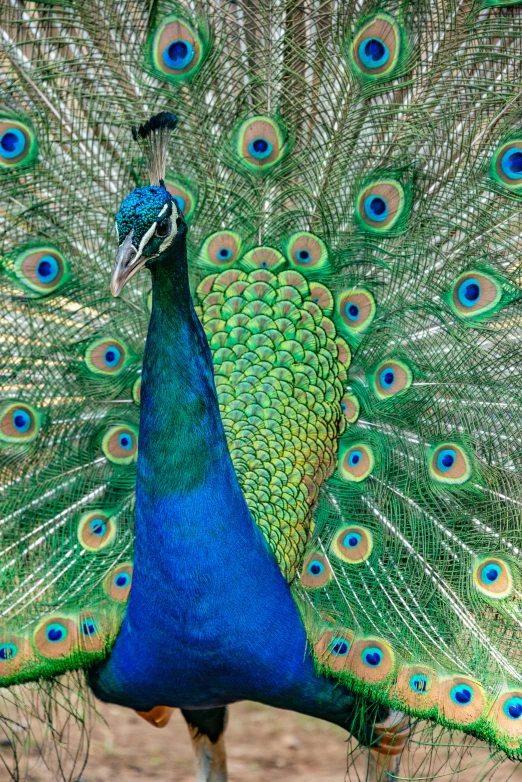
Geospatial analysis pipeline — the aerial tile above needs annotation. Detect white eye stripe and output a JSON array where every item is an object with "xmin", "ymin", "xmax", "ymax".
[
  {"xmin": 157, "ymin": 203, "xmax": 169, "ymax": 218},
  {"xmin": 138, "ymin": 222, "xmax": 158, "ymax": 255}
]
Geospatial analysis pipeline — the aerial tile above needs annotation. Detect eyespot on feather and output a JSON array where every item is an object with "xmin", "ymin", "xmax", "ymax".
[
  {"xmin": 338, "ymin": 442, "xmax": 374, "ymax": 482},
  {"xmin": 105, "ymin": 564, "xmax": 133, "ymax": 601},
  {"xmin": 341, "ymin": 393, "xmax": 360, "ymax": 423},
  {"xmin": 490, "ymin": 691, "xmax": 522, "ymax": 744},
  {"xmin": 164, "ymin": 177, "xmax": 197, "ymax": 222},
  {"xmin": 85, "ymin": 338, "xmax": 130, "ymax": 376},
  {"xmin": 284, "ymin": 232, "xmax": 329, "ymax": 275},
  {"xmin": 0, "ymin": 401, "xmax": 42, "ymax": 444},
  {"xmin": 332, "ymin": 525, "xmax": 373, "ymax": 564},
  {"xmin": 349, "ymin": 15, "xmax": 401, "ymax": 79},
  {"xmin": 356, "ymin": 180, "xmax": 405, "ymax": 232},
  {"xmin": 235, "ymin": 116, "xmax": 287, "ymax": 172},
  {"xmin": 491, "ymin": 140, "xmax": 522, "ymax": 190},
  {"xmin": 34, "ymin": 616, "xmax": 78, "ymax": 659},
  {"xmin": 473, "ymin": 557, "xmax": 513, "ymax": 599},
  {"xmin": 349, "ymin": 638, "xmax": 395, "ymax": 684},
  {"xmin": 336, "ymin": 289, "xmax": 376, "ymax": 338},
  {"xmin": 314, "ymin": 629, "xmax": 354, "ymax": 672},
  {"xmin": 79, "ymin": 613, "xmax": 106, "ymax": 653},
  {"xmin": 77, "ymin": 511, "xmax": 116, "ymax": 552},
  {"xmin": 371, "ymin": 359, "xmax": 412, "ymax": 399},
  {"xmin": 0, "ymin": 117, "xmax": 37, "ymax": 168},
  {"xmin": 240, "ymin": 246, "xmax": 286, "ymax": 272},
  {"xmin": 301, "ymin": 552, "xmax": 332, "ymax": 588},
  {"xmin": 439, "ymin": 677, "xmax": 486, "ymax": 726},
  {"xmin": 13, "ymin": 245, "xmax": 69, "ymax": 295},
  {"xmin": 102, "ymin": 424, "xmax": 138, "ymax": 464},
  {"xmin": 0, "ymin": 635, "xmax": 30, "ymax": 678},
  {"xmin": 449, "ymin": 271, "xmax": 502, "ymax": 319},
  {"xmin": 199, "ymin": 231, "xmax": 242, "ymax": 270},
  {"xmin": 429, "ymin": 443, "xmax": 472, "ymax": 485},
  {"xmin": 395, "ymin": 666, "xmax": 439, "ymax": 711},
  {"xmin": 150, "ymin": 16, "xmax": 205, "ymax": 81}
]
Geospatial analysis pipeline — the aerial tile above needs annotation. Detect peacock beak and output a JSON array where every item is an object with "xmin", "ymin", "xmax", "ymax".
[{"xmin": 111, "ymin": 230, "xmax": 148, "ymax": 296}]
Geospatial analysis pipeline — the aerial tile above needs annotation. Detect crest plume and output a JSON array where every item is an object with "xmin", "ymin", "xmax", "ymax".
[{"xmin": 131, "ymin": 111, "xmax": 178, "ymax": 186}]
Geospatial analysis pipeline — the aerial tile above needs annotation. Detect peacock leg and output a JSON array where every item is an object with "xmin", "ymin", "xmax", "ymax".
[
  {"xmin": 182, "ymin": 706, "xmax": 228, "ymax": 782},
  {"xmin": 366, "ymin": 710, "xmax": 410, "ymax": 782}
]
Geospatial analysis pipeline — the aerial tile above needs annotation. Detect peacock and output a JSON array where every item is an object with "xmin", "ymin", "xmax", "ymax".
[{"xmin": 1, "ymin": 0, "xmax": 522, "ymax": 780}]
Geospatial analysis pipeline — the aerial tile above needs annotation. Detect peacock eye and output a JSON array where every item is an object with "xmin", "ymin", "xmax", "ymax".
[{"xmin": 155, "ymin": 218, "xmax": 171, "ymax": 238}]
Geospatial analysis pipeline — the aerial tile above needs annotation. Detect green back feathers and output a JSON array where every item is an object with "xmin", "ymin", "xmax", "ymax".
[{"xmin": 195, "ymin": 265, "xmax": 347, "ymax": 580}]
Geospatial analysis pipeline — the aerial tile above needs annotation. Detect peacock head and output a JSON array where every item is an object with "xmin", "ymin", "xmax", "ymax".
[
  {"xmin": 111, "ymin": 184, "xmax": 186, "ymax": 296},
  {"xmin": 111, "ymin": 112, "xmax": 184, "ymax": 297}
]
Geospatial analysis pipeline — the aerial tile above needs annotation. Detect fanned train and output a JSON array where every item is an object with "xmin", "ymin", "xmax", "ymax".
[{"xmin": 1, "ymin": 0, "xmax": 522, "ymax": 778}]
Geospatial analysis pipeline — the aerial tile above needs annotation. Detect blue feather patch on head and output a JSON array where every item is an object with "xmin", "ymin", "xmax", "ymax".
[{"xmin": 115, "ymin": 185, "xmax": 175, "ymax": 249}]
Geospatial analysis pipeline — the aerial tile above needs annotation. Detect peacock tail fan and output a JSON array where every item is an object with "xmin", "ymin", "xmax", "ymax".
[{"xmin": 1, "ymin": 0, "xmax": 522, "ymax": 777}]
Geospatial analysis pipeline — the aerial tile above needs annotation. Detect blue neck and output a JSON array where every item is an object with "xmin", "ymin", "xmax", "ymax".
[{"xmin": 138, "ymin": 246, "xmax": 230, "ymax": 497}]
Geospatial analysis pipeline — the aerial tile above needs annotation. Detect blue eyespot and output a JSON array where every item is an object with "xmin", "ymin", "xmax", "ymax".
[
  {"xmin": 343, "ymin": 532, "xmax": 362, "ymax": 548},
  {"xmin": 114, "ymin": 572, "xmax": 131, "ymax": 589},
  {"xmin": 437, "ymin": 448, "xmax": 456, "ymax": 472},
  {"xmin": 344, "ymin": 303, "xmax": 360, "ymax": 320},
  {"xmin": 119, "ymin": 433, "xmax": 133, "ymax": 450},
  {"xmin": 81, "ymin": 619, "xmax": 98, "ymax": 636},
  {"xmin": 0, "ymin": 128, "xmax": 26, "ymax": 159},
  {"xmin": 348, "ymin": 450, "xmax": 362, "ymax": 467},
  {"xmin": 501, "ymin": 147, "xmax": 522, "ymax": 180},
  {"xmin": 359, "ymin": 37, "xmax": 389, "ymax": 69},
  {"xmin": 297, "ymin": 249, "xmax": 311, "ymax": 263},
  {"xmin": 362, "ymin": 646, "xmax": 383, "ymax": 667},
  {"xmin": 380, "ymin": 368, "xmax": 395, "ymax": 389},
  {"xmin": 330, "ymin": 638, "xmax": 350, "ymax": 656},
  {"xmin": 173, "ymin": 195, "xmax": 186, "ymax": 213},
  {"xmin": 90, "ymin": 518, "xmax": 107, "ymax": 537},
  {"xmin": 162, "ymin": 40, "xmax": 195, "ymax": 70},
  {"xmin": 0, "ymin": 643, "xmax": 17, "ymax": 661},
  {"xmin": 481, "ymin": 563, "xmax": 501, "ymax": 584},
  {"xmin": 457, "ymin": 278, "xmax": 481, "ymax": 308},
  {"xmin": 307, "ymin": 560, "xmax": 325, "ymax": 577},
  {"xmin": 504, "ymin": 697, "xmax": 522, "ymax": 720},
  {"xmin": 36, "ymin": 255, "xmax": 59, "ymax": 283},
  {"xmin": 248, "ymin": 137, "xmax": 273, "ymax": 160},
  {"xmin": 12, "ymin": 409, "xmax": 31, "ymax": 433},
  {"xmin": 410, "ymin": 674, "xmax": 429, "ymax": 694},
  {"xmin": 450, "ymin": 684, "xmax": 473, "ymax": 705},
  {"xmin": 104, "ymin": 346, "xmax": 121, "ymax": 368},
  {"xmin": 217, "ymin": 248, "xmax": 232, "ymax": 260},
  {"xmin": 364, "ymin": 195, "xmax": 388, "ymax": 222},
  {"xmin": 46, "ymin": 623, "xmax": 67, "ymax": 643}
]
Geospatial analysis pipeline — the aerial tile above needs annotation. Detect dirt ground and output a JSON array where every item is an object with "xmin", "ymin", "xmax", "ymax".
[
  {"xmin": 2, "ymin": 698, "xmax": 522, "ymax": 782},
  {"xmin": 83, "ymin": 700, "xmax": 351, "ymax": 781}
]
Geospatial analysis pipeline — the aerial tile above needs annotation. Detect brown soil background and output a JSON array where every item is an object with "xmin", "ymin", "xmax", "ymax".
[{"xmin": 1, "ymin": 699, "xmax": 522, "ymax": 782}]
